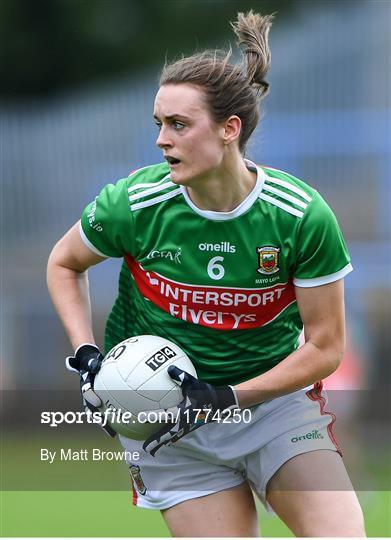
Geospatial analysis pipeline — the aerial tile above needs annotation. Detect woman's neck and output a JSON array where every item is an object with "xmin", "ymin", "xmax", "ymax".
[{"xmin": 185, "ymin": 155, "xmax": 257, "ymax": 213}]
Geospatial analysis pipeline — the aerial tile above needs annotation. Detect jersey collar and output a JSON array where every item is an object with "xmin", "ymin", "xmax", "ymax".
[{"xmin": 179, "ymin": 159, "xmax": 266, "ymax": 221}]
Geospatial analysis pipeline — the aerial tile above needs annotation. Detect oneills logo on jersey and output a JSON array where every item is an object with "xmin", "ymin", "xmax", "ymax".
[
  {"xmin": 129, "ymin": 464, "xmax": 147, "ymax": 495},
  {"xmin": 198, "ymin": 242, "xmax": 236, "ymax": 253},
  {"xmin": 257, "ymin": 246, "xmax": 280, "ymax": 275}
]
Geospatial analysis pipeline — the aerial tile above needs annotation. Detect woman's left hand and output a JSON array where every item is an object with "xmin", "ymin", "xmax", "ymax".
[{"xmin": 143, "ymin": 366, "xmax": 239, "ymax": 456}]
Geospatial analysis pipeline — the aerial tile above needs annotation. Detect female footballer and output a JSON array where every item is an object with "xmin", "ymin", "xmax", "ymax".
[{"xmin": 47, "ymin": 11, "xmax": 365, "ymax": 537}]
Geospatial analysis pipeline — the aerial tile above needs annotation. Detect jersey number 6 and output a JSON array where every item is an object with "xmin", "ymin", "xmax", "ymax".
[{"xmin": 207, "ymin": 256, "xmax": 225, "ymax": 280}]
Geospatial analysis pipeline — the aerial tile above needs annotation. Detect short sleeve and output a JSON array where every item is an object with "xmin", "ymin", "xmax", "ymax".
[
  {"xmin": 293, "ymin": 192, "xmax": 353, "ymax": 287},
  {"xmin": 80, "ymin": 178, "xmax": 134, "ymax": 258}
]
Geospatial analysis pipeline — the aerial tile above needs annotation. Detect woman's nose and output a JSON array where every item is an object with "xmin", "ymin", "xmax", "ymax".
[{"xmin": 156, "ymin": 126, "xmax": 172, "ymax": 149}]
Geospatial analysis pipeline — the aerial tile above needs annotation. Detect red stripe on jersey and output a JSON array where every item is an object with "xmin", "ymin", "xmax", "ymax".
[
  {"xmin": 125, "ymin": 255, "xmax": 296, "ymax": 331},
  {"xmin": 306, "ymin": 381, "xmax": 342, "ymax": 456}
]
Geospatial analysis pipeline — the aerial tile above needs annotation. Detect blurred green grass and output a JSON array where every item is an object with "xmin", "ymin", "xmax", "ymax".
[{"xmin": 1, "ymin": 490, "xmax": 390, "ymax": 537}]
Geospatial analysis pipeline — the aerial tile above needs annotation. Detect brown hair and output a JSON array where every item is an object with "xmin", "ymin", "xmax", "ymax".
[{"xmin": 159, "ymin": 11, "xmax": 274, "ymax": 153}]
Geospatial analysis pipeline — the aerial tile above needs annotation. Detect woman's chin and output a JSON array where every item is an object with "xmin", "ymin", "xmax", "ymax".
[
  {"xmin": 169, "ymin": 170, "xmax": 191, "ymax": 186},
  {"xmin": 169, "ymin": 166, "xmax": 207, "ymax": 188}
]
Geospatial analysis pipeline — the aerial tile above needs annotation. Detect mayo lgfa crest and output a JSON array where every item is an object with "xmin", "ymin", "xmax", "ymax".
[{"xmin": 257, "ymin": 246, "xmax": 280, "ymax": 275}]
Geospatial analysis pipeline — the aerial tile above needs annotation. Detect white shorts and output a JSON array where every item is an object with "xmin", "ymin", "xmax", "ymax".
[{"xmin": 120, "ymin": 381, "xmax": 341, "ymax": 510}]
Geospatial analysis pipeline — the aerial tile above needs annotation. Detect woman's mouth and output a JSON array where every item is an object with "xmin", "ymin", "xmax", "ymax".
[{"xmin": 165, "ymin": 156, "xmax": 181, "ymax": 167}]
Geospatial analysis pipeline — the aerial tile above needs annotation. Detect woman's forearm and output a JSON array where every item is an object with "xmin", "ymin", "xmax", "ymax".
[
  {"xmin": 235, "ymin": 281, "xmax": 346, "ymax": 408},
  {"xmin": 234, "ymin": 340, "xmax": 342, "ymax": 408}
]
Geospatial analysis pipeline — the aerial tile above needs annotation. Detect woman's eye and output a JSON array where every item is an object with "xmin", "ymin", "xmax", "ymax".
[{"xmin": 154, "ymin": 120, "xmax": 185, "ymax": 131}]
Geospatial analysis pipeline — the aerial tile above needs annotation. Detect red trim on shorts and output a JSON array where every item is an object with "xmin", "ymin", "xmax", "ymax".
[
  {"xmin": 306, "ymin": 381, "xmax": 343, "ymax": 456},
  {"xmin": 132, "ymin": 483, "xmax": 138, "ymax": 506}
]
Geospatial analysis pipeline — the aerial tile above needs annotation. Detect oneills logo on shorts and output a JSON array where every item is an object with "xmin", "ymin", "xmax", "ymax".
[
  {"xmin": 291, "ymin": 429, "xmax": 324, "ymax": 443},
  {"xmin": 256, "ymin": 246, "xmax": 280, "ymax": 275},
  {"xmin": 129, "ymin": 464, "xmax": 147, "ymax": 495}
]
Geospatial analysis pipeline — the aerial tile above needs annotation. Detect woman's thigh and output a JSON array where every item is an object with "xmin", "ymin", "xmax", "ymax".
[
  {"xmin": 162, "ymin": 481, "xmax": 259, "ymax": 537},
  {"xmin": 266, "ymin": 450, "xmax": 366, "ymax": 537}
]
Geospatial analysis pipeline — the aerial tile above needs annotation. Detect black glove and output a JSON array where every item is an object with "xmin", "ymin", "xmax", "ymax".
[
  {"xmin": 66, "ymin": 343, "xmax": 116, "ymax": 437},
  {"xmin": 143, "ymin": 365, "xmax": 239, "ymax": 456}
]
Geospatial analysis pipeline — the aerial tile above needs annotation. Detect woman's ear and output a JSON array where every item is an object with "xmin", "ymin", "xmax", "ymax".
[{"xmin": 223, "ymin": 115, "xmax": 242, "ymax": 145}]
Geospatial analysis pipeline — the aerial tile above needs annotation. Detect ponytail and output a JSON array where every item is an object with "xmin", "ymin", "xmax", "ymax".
[{"xmin": 231, "ymin": 11, "xmax": 274, "ymax": 98}]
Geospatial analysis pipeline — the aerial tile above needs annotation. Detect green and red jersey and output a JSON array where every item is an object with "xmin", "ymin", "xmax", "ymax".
[{"xmin": 80, "ymin": 160, "xmax": 352, "ymax": 385}]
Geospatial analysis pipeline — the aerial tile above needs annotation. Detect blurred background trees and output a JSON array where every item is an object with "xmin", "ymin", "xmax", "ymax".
[{"xmin": 1, "ymin": 0, "xmax": 292, "ymax": 98}]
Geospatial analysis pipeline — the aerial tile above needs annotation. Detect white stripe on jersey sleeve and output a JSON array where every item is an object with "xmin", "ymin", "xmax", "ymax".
[
  {"xmin": 127, "ymin": 174, "xmax": 171, "ymax": 194},
  {"xmin": 293, "ymin": 263, "xmax": 353, "ymax": 287},
  {"xmin": 130, "ymin": 187, "xmax": 182, "ymax": 211},
  {"xmin": 263, "ymin": 183, "xmax": 308, "ymax": 209},
  {"xmin": 128, "ymin": 180, "xmax": 175, "ymax": 202},
  {"xmin": 78, "ymin": 222, "xmax": 109, "ymax": 258},
  {"xmin": 258, "ymin": 192, "xmax": 304, "ymax": 218},
  {"xmin": 265, "ymin": 176, "xmax": 312, "ymax": 202}
]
